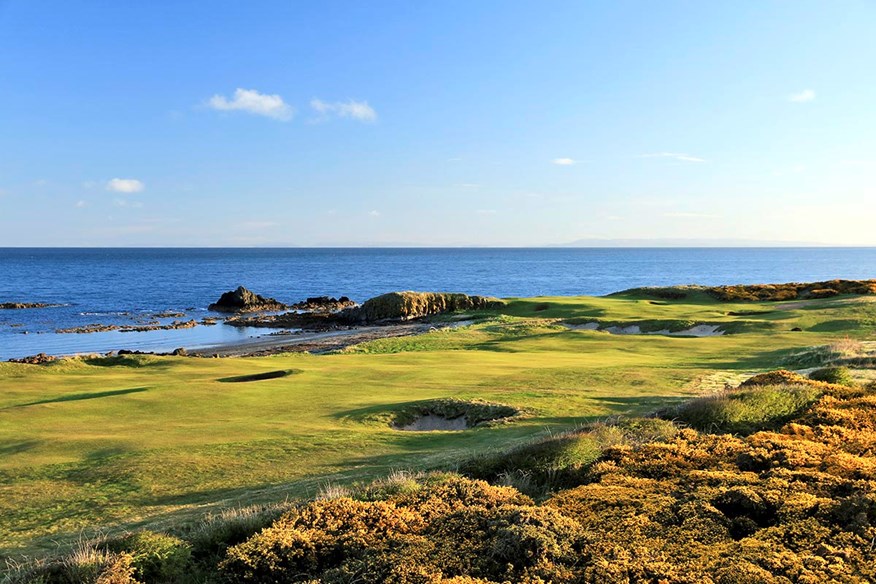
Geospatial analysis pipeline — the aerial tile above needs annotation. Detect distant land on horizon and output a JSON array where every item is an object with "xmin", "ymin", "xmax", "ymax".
[{"xmin": 0, "ymin": 238, "xmax": 857, "ymax": 249}]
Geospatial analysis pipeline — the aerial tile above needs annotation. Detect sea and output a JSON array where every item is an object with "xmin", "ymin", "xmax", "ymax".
[{"xmin": 1, "ymin": 247, "xmax": 875, "ymax": 360}]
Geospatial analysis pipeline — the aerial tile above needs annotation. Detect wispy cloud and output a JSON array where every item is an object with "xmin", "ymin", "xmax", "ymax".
[
  {"xmin": 106, "ymin": 178, "xmax": 145, "ymax": 193},
  {"xmin": 789, "ymin": 89, "xmax": 816, "ymax": 103},
  {"xmin": 113, "ymin": 198, "xmax": 144, "ymax": 208},
  {"xmin": 662, "ymin": 211, "xmax": 719, "ymax": 219},
  {"xmin": 75, "ymin": 200, "xmax": 87, "ymax": 208},
  {"xmin": 311, "ymin": 98, "xmax": 377, "ymax": 122},
  {"xmin": 456, "ymin": 183, "xmax": 481, "ymax": 189},
  {"xmin": 208, "ymin": 88, "xmax": 294, "ymax": 121},
  {"xmin": 640, "ymin": 152, "xmax": 705, "ymax": 163},
  {"xmin": 368, "ymin": 210, "xmax": 381, "ymax": 217},
  {"xmin": 552, "ymin": 158, "xmax": 576, "ymax": 166},
  {"xmin": 237, "ymin": 221, "xmax": 279, "ymax": 230},
  {"xmin": 476, "ymin": 209, "xmax": 497, "ymax": 215}
]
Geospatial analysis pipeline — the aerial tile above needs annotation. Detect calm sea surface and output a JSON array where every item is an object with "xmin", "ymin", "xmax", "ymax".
[{"xmin": 1, "ymin": 247, "xmax": 875, "ymax": 360}]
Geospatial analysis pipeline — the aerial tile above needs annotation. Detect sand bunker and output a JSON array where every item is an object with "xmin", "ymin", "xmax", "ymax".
[
  {"xmin": 564, "ymin": 322, "xmax": 724, "ymax": 337},
  {"xmin": 392, "ymin": 398, "xmax": 521, "ymax": 432},
  {"xmin": 398, "ymin": 414, "xmax": 470, "ymax": 431}
]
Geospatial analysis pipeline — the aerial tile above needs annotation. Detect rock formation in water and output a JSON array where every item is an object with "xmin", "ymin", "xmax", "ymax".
[
  {"xmin": 0, "ymin": 302, "xmax": 59, "ymax": 309},
  {"xmin": 208, "ymin": 286, "xmax": 288, "ymax": 313}
]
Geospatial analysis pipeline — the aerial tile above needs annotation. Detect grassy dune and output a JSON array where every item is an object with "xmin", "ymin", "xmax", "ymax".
[{"xmin": 1, "ymin": 291, "xmax": 874, "ymax": 560}]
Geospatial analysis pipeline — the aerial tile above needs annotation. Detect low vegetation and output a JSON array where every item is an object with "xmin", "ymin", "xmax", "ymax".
[
  {"xmin": 9, "ymin": 368, "xmax": 875, "ymax": 583},
  {"xmin": 618, "ymin": 279, "xmax": 876, "ymax": 302},
  {"xmin": 3, "ymin": 286, "xmax": 876, "ymax": 581}
]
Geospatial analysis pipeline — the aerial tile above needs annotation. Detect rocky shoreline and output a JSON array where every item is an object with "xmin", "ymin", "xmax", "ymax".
[{"xmin": 56, "ymin": 320, "xmax": 198, "ymax": 334}]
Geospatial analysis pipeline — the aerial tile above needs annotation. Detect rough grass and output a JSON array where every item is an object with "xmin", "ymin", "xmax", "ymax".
[
  {"xmin": 2, "ymin": 291, "xmax": 876, "ymax": 563},
  {"xmin": 667, "ymin": 383, "xmax": 821, "ymax": 435},
  {"xmin": 9, "ymin": 368, "xmax": 876, "ymax": 583}
]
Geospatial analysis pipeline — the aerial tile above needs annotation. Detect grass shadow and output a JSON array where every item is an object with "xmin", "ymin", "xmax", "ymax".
[
  {"xmin": 4, "ymin": 387, "xmax": 148, "ymax": 409},
  {"xmin": 217, "ymin": 369, "xmax": 301, "ymax": 383}
]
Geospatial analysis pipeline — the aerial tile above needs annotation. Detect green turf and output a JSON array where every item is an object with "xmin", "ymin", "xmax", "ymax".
[{"xmin": 1, "ymin": 292, "xmax": 874, "ymax": 556}]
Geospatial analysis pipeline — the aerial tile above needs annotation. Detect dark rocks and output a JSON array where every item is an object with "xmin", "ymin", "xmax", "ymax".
[
  {"xmin": 9, "ymin": 352, "xmax": 57, "ymax": 364},
  {"xmin": 1, "ymin": 302, "xmax": 60, "ymax": 309},
  {"xmin": 290, "ymin": 296, "xmax": 357, "ymax": 312},
  {"xmin": 57, "ymin": 320, "xmax": 198, "ymax": 334},
  {"xmin": 208, "ymin": 286, "xmax": 288, "ymax": 313},
  {"xmin": 171, "ymin": 347, "xmax": 188, "ymax": 356},
  {"xmin": 226, "ymin": 291, "xmax": 504, "ymax": 330}
]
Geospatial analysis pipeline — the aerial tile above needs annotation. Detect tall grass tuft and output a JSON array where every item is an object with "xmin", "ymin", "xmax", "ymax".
[{"xmin": 669, "ymin": 383, "xmax": 820, "ymax": 435}]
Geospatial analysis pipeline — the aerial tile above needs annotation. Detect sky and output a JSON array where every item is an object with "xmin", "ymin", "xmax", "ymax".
[{"xmin": 1, "ymin": 1, "xmax": 875, "ymax": 247}]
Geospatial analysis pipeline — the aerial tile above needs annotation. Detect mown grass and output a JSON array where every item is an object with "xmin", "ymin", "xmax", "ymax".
[{"xmin": 1, "ymin": 291, "xmax": 874, "ymax": 564}]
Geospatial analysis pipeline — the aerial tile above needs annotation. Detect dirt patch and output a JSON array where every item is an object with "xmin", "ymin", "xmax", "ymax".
[
  {"xmin": 392, "ymin": 398, "xmax": 522, "ymax": 432},
  {"xmin": 217, "ymin": 369, "xmax": 300, "ymax": 383}
]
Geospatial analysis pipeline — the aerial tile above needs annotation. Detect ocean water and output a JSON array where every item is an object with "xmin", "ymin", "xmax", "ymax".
[{"xmin": 1, "ymin": 247, "xmax": 874, "ymax": 360}]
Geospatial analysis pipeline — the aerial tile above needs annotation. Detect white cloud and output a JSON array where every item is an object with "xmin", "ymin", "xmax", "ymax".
[
  {"xmin": 208, "ymin": 88, "xmax": 294, "ymax": 121},
  {"xmin": 368, "ymin": 210, "xmax": 381, "ymax": 217},
  {"xmin": 106, "ymin": 178, "xmax": 145, "ymax": 193},
  {"xmin": 310, "ymin": 98, "xmax": 377, "ymax": 122},
  {"xmin": 75, "ymin": 200, "xmax": 87, "ymax": 208},
  {"xmin": 789, "ymin": 89, "xmax": 816, "ymax": 103},
  {"xmin": 552, "ymin": 158, "xmax": 576, "ymax": 166},
  {"xmin": 640, "ymin": 152, "xmax": 705, "ymax": 163},
  {"xmin": 456, "ymin": 183, "xmax": 481, "ymax": 189}
]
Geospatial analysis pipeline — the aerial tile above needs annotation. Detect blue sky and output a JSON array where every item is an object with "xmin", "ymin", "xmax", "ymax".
[{"xmin": 1, "ymin": 1, "xmax": 874, "ymax": 246}]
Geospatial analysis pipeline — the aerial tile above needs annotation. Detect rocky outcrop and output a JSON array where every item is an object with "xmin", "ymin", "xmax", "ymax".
[
  {"xmin": 226, "ymin": 291, "xmax": 504, "ymax": 330},
  {"xmin": 290, "ymin": 296, "xmax": 357, "ymax": 312},
  {"xmin": 349, "ymin": 291, "xmax": 504, "ymax": 323},
  {"xmin": 1, "ymin": 302, "xmax": 60, "ymax": 309},
  {"xmin": 208, "ymin": 287, "xmax": 288, "ymax": 313},
  {"xmin": 9, "ymin": 352, "xmax": 57, "ymax": 364}
]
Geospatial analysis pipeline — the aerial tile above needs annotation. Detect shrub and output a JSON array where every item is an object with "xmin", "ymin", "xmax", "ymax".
[
  {"xmin": 186, "ymin": 502, "xmax": 291, "ymax": 561},
  {"xmin": 426, "ymin": 505, "xmax": 585, "ymax": 582},
  {"xmin": 457, "ymin": 433, "xmax": 601, "ymax": 492},
  {"xmin": 220, "ymin": 498, "xmax": 424, "ymax": 582},
  {"xmin": 669, "ymin": 384, "xmax": 820, "ymax": 435},
  {"xmin": 809, "ymin": 365, "xmax": 856, "ymax": 386},
  {"xmin": 104, "ymin": 531, "xmax": 190, "ymax": 583}
]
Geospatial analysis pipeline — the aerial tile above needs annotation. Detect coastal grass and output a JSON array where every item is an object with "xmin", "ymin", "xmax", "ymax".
[{"xmin": 1, "ymin": 292, "xmax": 874, "ymax": 559}]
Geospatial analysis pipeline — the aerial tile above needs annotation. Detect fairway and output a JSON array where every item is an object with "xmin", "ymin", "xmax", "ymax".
[{"xmin": 2, "ymin": 291, "xmax": 874, "ymax": 556}]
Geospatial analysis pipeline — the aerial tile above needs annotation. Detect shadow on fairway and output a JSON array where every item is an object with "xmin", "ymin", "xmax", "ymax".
[
  {"xmin": 3, "ymin": 387, "xmax": 148, "ymax": 409},
  {"xmin": 217, "ymin": 369, "xmax": 302, "ymax": 383}
]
